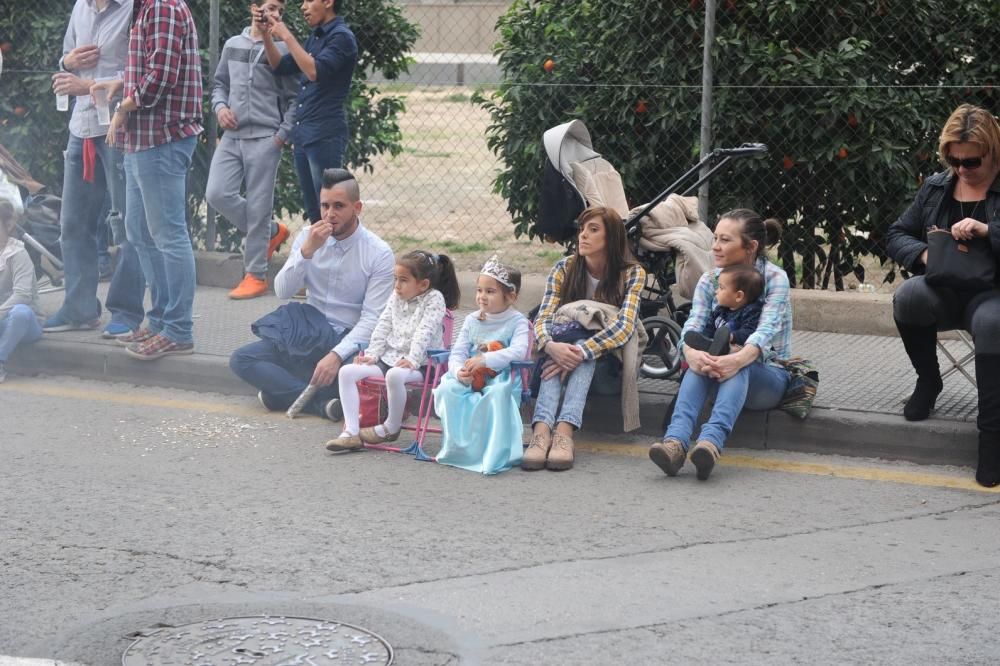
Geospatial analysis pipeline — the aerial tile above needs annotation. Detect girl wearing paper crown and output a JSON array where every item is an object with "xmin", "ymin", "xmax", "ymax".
[{"xmin": 434, "ymin": 254, "xmax": 531, "ymax": 474}]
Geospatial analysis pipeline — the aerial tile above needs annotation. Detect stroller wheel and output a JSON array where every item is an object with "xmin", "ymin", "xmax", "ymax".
[{"xmin": 641, "ymin": 315, "xmax": 682, "ymax": 380}]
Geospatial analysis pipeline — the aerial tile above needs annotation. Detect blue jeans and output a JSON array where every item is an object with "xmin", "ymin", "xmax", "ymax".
[
  {"xmin": 664, "ymin": 360, "xmax": 790, "ymax": 450},
  {"xmin": 229, "ymin": 335, "xmax": 345, "ymax": 413},
  {"xmin": 124, "ymin": 136, "xmax": 197, "ymax": 344},
  {"xmin": 0, "ymin": 305, "xmax": 43, "ymax": 362},
  {"xmin": 55, "ymin": 135, "xmax": 145, "ymax": 326},
  {"xmin": 293, "ymin": 136, "xmax": 346, "ymax": 223},
  {"xmin": 532, "ymin": 345, "xmax": 598, "ymax": 430}
]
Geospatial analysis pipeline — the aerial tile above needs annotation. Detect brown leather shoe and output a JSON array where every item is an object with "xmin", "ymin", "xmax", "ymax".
[
  {"xmin": 689, "ymin": 439, "xmax": 721, "ymax": 481},
  {"xmin": 521, "ymin": 430, "xmax": 551, "ymax": 471},
  {"xmin": 546, "ymin": 431, "xmax": 575, "ymax": 471},
  {"xmin": 325, "ymin": 433, "xmax": 363, "ymax": 452},
  {"xmin": 649, "ymin": 438, "xmax": 686, "ymax": 477},
  {"xmin": 359, "ymin": 426, "xmax": 401, "ymax": 444}
]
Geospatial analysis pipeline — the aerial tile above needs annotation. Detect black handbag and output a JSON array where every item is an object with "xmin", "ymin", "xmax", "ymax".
[{"xmin": 924, "ymin": 227, "xmax": 996, "ymax": 291}]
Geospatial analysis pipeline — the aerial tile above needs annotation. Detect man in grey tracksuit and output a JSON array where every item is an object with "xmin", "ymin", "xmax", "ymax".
[{"xmin": 206, "ymin": 0, "xmax": 297, "ymax": 300}]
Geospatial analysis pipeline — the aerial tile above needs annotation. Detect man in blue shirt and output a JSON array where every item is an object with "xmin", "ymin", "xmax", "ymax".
[{"xmin": 257, "ymin": 0, "xmax": 358, "ymax": 224}]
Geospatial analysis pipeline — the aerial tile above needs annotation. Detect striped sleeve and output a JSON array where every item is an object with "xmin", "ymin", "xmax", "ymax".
[
  {"xmin": 677, "ymin": 271, "xmax": 717, "ymax": 355},
  {"xmin": 580, "ymin": 264, "xmax": 646, "ymax": 360},
  {"xmin": 744, "ymin": 263, "xmax": 791, "ymax": 359}
]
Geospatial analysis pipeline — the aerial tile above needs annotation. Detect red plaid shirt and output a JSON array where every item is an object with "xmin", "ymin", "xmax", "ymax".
[{"xmin": 119, "ymin": 0, "xmax": 203, "ymax": 152}]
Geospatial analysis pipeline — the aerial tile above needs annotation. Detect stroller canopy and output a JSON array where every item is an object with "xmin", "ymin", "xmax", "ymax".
[
  {"xmin": 538, "ymin": 121, "xmax": 629, "ymax": 242},
  {"xmin": 543, "ymin": 120, "xmax": 601, "ymax": 183}
]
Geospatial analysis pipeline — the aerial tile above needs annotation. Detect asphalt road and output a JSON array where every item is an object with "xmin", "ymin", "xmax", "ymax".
[{"xmin": 2, "ymin": 376, "xmax": 999, "ymax": 665}]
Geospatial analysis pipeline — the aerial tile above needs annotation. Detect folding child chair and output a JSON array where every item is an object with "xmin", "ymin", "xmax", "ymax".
[
  {"xmin": 938, "ymin": 330, "xmax": 976, "ymax": 387},
  {"xmin": 357, "ymin": 310, "xmax": 454, "ymax": 461}
]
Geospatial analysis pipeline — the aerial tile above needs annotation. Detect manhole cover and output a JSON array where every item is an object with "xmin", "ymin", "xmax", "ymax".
[{"xmin": 122, "ymin": 616, "xmax": 393, "ymax": 665}]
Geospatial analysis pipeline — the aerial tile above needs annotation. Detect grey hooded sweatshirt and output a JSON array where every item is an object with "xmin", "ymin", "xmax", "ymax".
[{"xmin": 212, "ymin": 27, "xmax": 298, "ymax": 141}]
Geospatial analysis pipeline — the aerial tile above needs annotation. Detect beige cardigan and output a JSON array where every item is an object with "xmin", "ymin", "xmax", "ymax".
[{"xmin": 553, "ymin": 299, "xmax": 648, "ymax": 432}]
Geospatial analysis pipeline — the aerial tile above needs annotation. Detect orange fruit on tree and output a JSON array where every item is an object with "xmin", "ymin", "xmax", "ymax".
[
  {"xmin": 0, "ymin": 42, "xmax": 11, "ymax": 54},
  {"xmin": 13, "ymin": 106, "xmax": 27, "ymax": 117},
  {"xmin": 635, "ymin": 100, "xmax": 648, "ymax": 114},
  {"xmin": 837, "ymin": 147, "xmax": 848, "ymax": 159},
  {"xmin": 543, "ymin": 58, "xmax": 555, "ymax": 73},
  {"xmin": 847, "ymin": 112, "xmax": 858, "ymax": 128},
  {"xmin": 782, "ymin": 155, "xmax": 794, "ymax": 170}
]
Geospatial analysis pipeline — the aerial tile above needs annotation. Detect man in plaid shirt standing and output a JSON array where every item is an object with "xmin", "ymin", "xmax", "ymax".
[{"xmin": 95, "ymin": 0, "xmax": 203, "ymax": 360}]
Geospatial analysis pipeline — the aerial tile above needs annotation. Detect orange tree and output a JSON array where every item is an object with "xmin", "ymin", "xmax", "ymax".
[
  {"xmin": 478, "ymin": 0, "xmax": 1000, "ymax": 288},
  {"xmin": 0, "ymin": 1, "xmax": 417, "ymax": 251}
]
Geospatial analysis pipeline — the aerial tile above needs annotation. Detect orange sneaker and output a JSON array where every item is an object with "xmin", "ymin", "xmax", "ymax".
[
  {"xmin": 229, "ymin": 274, "xmax": 268, "ymax": 300},
  {"xmin": 266, "ymin": 222, "xmax": 290, "ymax": 261}
]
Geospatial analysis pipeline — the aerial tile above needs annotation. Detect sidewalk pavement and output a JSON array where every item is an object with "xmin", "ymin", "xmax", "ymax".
[{"xmin": 7, "ymin": 281, "xmax": 980, "ymax": 469}]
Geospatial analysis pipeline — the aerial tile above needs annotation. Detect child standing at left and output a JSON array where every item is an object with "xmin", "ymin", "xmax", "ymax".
[
  {"xmin": 326, "ymin": 251, "xmax": 461, "ymax": 451},
  {"xmin": 206, "ymin": 0, "xmax": 298, "ymax": 300}
]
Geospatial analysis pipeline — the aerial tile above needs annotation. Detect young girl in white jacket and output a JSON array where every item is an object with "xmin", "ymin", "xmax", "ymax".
[{"xmin": 326, "ymin": 250, "xmax": 460, "ymax": 451}]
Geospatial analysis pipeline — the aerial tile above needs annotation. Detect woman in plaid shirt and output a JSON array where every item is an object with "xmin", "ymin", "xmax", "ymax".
[
  {"xmin": 650, "ymin": 209, "xmax": 792, "ymax": 481},
  {"xmin": 523, "ymin": 207, "xmax": 646, "ymax": 472}
]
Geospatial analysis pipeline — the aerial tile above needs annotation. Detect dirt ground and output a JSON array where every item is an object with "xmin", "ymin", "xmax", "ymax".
[{"xmin": 283, "ymin": 87, "xmax": 563, "ymax": 275}]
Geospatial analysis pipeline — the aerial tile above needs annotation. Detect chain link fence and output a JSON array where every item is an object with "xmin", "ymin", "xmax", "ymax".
[{"xmin": 2, "ymin": 1, "xmax": 998, "ymax": 287}]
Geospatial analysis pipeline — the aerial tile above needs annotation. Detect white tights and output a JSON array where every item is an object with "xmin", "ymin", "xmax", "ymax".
[{"xmin": 337, "ymin": 363, "xmax": 423, "ymax": 435}]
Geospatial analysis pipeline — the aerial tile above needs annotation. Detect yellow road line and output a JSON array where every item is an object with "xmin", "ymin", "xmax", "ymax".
[
  {"xmin": 0, "ymin": 380, "xmax": 274, "ymax": 419},
  {"xmin": 4, "ymin": 380, "xmax": 997, "ymax": 493},
  {"xmin": 577, "ymin": 442, "xmax": 999, "ymax": 494}
]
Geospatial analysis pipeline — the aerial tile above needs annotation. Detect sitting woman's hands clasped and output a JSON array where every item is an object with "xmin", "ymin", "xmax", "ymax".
[
  {"xmin": 685, "ymin": 345, "xmax": 756, "ymax": 382},
  {"xmin": 540, "ymin": 341, "xmax": 585, "ymax": 380}
]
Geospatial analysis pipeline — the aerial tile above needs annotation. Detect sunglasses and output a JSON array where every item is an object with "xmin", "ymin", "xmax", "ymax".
[{"xmin": 945, "ymin": 155, "xmax": 983, "ymax": 169}]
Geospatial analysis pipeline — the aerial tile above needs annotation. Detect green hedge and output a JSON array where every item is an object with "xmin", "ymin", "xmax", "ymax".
[{"xmin": 477, "ymin": 0, "xmax": 1000, "ymax": 288}]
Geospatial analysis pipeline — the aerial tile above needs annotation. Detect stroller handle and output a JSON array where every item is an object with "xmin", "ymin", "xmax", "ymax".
[
  {"xmin": 714, "ymin": 143, "xmax": 768, "ymax": 157},
  {"xmin": 625, "ymin": 142, "xmax": 768, "ymax": 236}
]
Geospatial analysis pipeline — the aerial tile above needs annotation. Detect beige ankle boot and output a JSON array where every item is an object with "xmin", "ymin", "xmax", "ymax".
[
  {"xmin": 546, "ymin": 431, "xmax": 575, "ymax": 471},
  {"xmin": 522, "ymin": 430, "xmax": 551, "ymax": 471}
]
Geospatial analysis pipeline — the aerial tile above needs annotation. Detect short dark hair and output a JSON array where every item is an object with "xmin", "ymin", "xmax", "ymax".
[
  {"xmin": 720, "ymin": 264, "xmax": 764, "ymax": 304},
  {"xmin": 321, "ymin": 168, "xmax": 359, "ymax": 201}
]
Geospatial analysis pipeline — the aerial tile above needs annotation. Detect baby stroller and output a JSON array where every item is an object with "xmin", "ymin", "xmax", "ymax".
[{"xmin": 539, "ymin": 120, "xmax": 767, "ymax": 379}]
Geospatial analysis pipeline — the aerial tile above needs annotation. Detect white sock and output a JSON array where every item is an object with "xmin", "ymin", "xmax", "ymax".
[
  {"xmin": 337, "ymin": 363, "xmax": 385, "ymax": 434},
  {"xmin": 383, "ymin": 366, "xmax": 423, "ymax": 433}
]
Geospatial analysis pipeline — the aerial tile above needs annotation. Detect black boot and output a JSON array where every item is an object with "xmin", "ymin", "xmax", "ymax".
[
  {"xmin": 976, "ymin": 432, "xmax": 1000, "ymax": 488},
  {"xmin": 896, "ymin": 320, "xmax": 942, "ymax": 421},
  {"xmin": 974, "ymin": 353, "xmax": 1000, "ymax": 487}
]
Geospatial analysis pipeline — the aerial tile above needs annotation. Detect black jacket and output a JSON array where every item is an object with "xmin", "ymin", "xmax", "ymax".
[{"xmin": 886, "ymin": 170, "xmax": 1000, "ymax": 273}]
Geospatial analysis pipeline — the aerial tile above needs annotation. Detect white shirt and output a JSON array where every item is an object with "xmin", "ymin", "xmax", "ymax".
[
  {"xmin": 62, "ymin": 0, "xmax": 131, "ymax": 139},
  {"xmin": 274, "ymin": 222, "xmax": 394, "ymax": 362}
]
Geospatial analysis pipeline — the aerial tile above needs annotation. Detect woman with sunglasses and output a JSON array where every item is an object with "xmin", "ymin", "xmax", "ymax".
[{"xmin": 886, "ymin": 103, "xmax": 1000, "ymax": 488}]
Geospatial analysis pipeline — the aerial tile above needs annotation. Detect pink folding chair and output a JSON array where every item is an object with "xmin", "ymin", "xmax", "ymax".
[{"xmin": 356, "ymin": 310, "xmax": 454, "ymax": 461}]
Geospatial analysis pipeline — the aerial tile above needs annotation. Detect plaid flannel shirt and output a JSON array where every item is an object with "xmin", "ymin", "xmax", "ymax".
[
  {"xmin": 681, "ymin": 257, "xmax": 792, "ymax": 363},
  {"xmin": 534, "ymin": 257, "xmax": 646, "ymax": 360},
  {"xmin": 119, "ymin": 0, "xmax": 203, "ymax": 152}
]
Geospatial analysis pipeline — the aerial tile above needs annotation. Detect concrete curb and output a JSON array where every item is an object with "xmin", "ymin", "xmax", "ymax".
[
  {"xmin": 581, "ymin": 392, "xmax": 978, "ymax": 467},
  {"xmin": 7, "ymin": 339, "xmax": 252, "ymax": 397},
  {"xmin": 9, "ymin": 335, "xmax": 977, "ymax": 469}
]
